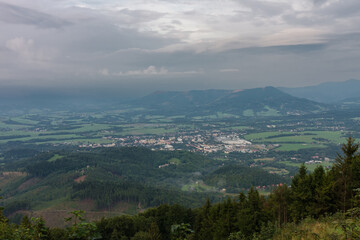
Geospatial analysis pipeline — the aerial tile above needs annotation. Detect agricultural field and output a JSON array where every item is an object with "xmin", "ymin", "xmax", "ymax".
[
  {"xmin": 245, "ymin": 131, "xmax": 345, "ymax": 144},
  {"xmin": 0, "ymin": 108, "xmax": 357, "ymax": 179},
  {"xmin": 244, "ymin": 131, "xmax": 346, "ymax": 151},
  {"xmin": 279, "ymin": 160, "xmax": 333, "ymax": 172}
]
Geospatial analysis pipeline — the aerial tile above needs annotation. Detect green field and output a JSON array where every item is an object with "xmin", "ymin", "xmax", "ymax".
[
  {"xmin": 11, "ymin": 117, "xmax": 39, "ymax": 125},
  {"xmin": 279, "ymin": 160, "xmax": 333, "ymax": 172},
  {"xmin": 119, "ymin": 126, "xmax": 177, "ymax": 135},
  {"xmin": 253, "ymin": 157, "xmax": 275, "ymax": 162},
  {"xmin": 48, "ymin": 154, "xmax": 64, "ymax": 162},
  {"xmin": 257, "ymin": 106, "xmax": 281, "ymax": 117},
  {"xmin": 169, "ymin": 158, "xmax": 181, "ymax": 165},
  {"xmin": 275, "ymin": 143, "xmax": 327, "ymax": 151},
  {"xmin": 226, "ymin": 126, "xmax": 250, "ymax": 130},
  {"xmin": 243, "ymin": 109, "xmax": 254, "ymax": 117},
  {"xmin": 245, "ymin": 131, "xmax": 345, "ymax": 144},
  {"xmin": 193, "ymin": 112, "xmax": 239, "ymax": 120},
  {"xmin": 262, "ymin": 167, "xmax": 289, "ymax": 175},
  {"xmin": 181, "ymin": 182, "xmax": 215, "ymax": 192}
]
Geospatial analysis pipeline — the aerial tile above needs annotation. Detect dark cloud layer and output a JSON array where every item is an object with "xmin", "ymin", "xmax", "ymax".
[
  {"xmin": 0, "ymin": 0, "xmax": 359, "ymax": 96},
  {"xmin": 0, "ymin": 2, "xmax": 71, "ymax": 28}
]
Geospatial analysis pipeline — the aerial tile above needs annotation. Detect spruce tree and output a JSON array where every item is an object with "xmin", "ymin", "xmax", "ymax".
[{"xmin": 333, "ymin": 136, "xmax": 359, "ymax": 211}]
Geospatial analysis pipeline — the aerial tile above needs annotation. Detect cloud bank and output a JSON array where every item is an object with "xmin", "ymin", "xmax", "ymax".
[{"xmin": 0, "ymin": 0, "xmax": 360, "ymax": 96}]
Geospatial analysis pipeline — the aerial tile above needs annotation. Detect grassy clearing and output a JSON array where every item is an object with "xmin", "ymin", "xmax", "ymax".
[
  {"xmin": 193, "ymin": 112, "xmax": 238, "ymax": 120},
  {"xmin": 144, "ymin": 115, "xmax": 165, "ymax": 119},
  {"xmin": 257, "ymin": 106, "xmax": 281, "ymax": 117},
  {"xmin": 168, "ymin": 115, "xmax": 186, "ymax": 119},
  {"xmin": 245, "ymin": 131, "xmax": 345, "ymax": 145},
  {"xmin": 70, "ymin": 124, "xmax": 110, "ymax": 133},
  {"xmin": 279, "ymin": 161, "xmax": 333, "ymax": 172},
  {"xmin": 169, "ymin": 158, "xmax": 181, "ymax": 165},
  {"xmin": 48, "ymin": 154, "xmax": 64, "ymax": 162},
  {"xmin": 257, "ymin": 189, "xmax": 271, "ymax": 196},
  {"xmin": 0, "ymin": 121, "xmax": 28, "ymax": 130},
  {"xmin": 119, "ymin": 126, "xmax": 177, "ymax": 135},
  {"xmin": 262, "ymin": 167, "xmax": 289, "ymax": 176},
  {"xmin": 0, "ymin": 130, "xmax": 33, "ymax": 137},
  {"xmin": 11, "ymin": 117, "xmax": 39, "ymax": 125},
  {"xmin": 243, "ymin": 109, "xmax": 254, "ymax": 117},
  {"xmin": 0, "ymin": 134, "xmax": 80, "ymax": 144},
  {"xmin": 181, "ymin": 182, "xmax": 214, "ymax": 192},
  {"xmin": 254, "ymin": 157, "xmax": 275, "ymax": 162},
  {"xmin": 37, "ymin": 138, "xmax": 114, "ymax": 145},
  {"xmin": 192, "ymin": 115, "xmax": 218, "ymax": 120},
  {"xmin": 276, "ymin": 143, "xmax": 327, "ymax": 151}
]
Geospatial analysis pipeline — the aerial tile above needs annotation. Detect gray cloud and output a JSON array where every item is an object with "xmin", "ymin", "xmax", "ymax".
[
  {"xmin": 115, "ymin": 8, "xmax": 165, "ymax": 24},
  {"xmin": 0, "ymin": 0, "xmax": 359, "ymax": 95},
  {"xmin": 0, "ymin": 2, "xmax": 71, "ymax": 28}
]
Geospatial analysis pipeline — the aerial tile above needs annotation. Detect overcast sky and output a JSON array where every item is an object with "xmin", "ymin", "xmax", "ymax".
[{"xmin": 1, "ymin": 0, "xmax": 360, "ymax": 97}]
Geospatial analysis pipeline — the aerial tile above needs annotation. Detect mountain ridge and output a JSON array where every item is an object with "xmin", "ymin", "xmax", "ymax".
[
  {"xmin": 279, "ymin": 79, "xmax": 360, "ymax": 103},
  {"xmin": 132, "ymin": 86, "xmax": 329, "ymax": 116}
]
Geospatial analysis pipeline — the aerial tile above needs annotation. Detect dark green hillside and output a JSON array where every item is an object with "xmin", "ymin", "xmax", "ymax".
[
  {"xmin": 2, "ymin": 138, "xmax": 360, "ymax": 240},
  {"xmin": 1, "ymin": 148, "xmax": 220, "ymax": 211},
  {"xmin": 133, "ymin": 89, "xmax": 231, "ymax": 113},
  {"xmin": 204, "ymin": 165, "xmax": 287, "ymax": 193},
  {"xmin": 280, "ymin": 79, "xmax": 360, "ymax": 103},
  {"xmin": 211, "ymin": 87, "xmax": 327, "ymax": 115},
  {"xmin": 1, "ymin": 147, "xmax": 287, "ymax": 219},
  {"xmin": 131, "ymin": 87, "xmax": 328, "ymax": 116}
]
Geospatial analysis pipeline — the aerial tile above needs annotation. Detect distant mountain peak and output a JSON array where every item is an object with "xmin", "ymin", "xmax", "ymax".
[
  {"xmin": 132, "ymin": 86, "xmax": 327, "ymax": 116},
  {"xmin": 279, "ymin": 79, "xmax": 360, "ymax": 103}
]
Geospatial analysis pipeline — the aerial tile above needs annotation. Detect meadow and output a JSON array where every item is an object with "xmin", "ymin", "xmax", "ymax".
[{"xmin": 245, "ymin": 130, "xmax": 345, "ymax": 151}]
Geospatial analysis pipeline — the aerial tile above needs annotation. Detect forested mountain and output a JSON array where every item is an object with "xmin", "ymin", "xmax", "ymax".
[
  {"xmin": 279, "ymin": 79, "xmax": 360, "ymax": 103},
  {"xmin": 209, "ymin": 87, "xmax": 326, "ymax": 115},
  {"xmin": 0, "ymin": 147, "xmax": 285, "ymax": 217},
  {"xmin": 204, "ymin": 165, "xmax": 285, "ymax": 193},
  {"xmin": 133, "ymin": 89, "xmax": 231, "ymax": 111},
  {"xmin": 132, "ymin": 87, "xmax": 328, "ymax": 116},
  {"xmin": 0, "ymin": 85, "xmax": 329, "ymax": 115}
]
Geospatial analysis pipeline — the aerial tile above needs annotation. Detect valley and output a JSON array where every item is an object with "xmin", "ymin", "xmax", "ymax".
[{"xmin": 0, "ymin": 85, "xmax": 359, "ymax": 227}]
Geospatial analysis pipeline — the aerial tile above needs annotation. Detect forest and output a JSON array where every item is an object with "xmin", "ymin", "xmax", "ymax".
[
  {"xmin": 0, "ymin": 147, "xmax": 287, "ymax": 214},
  {"xmin": 1, "ymin": 137, "xmax": 360, "ymax": 239}
]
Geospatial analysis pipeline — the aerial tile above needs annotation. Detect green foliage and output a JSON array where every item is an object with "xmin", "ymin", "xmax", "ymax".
[
  {"xmin": 204, "ymin": 165, "xmax": 287, "ymax": 193},
  {"xmin": 65, "ymin": 210, "xmax": 101, "ymax": 240},
  {"xmin": 0, "ymin": 216, "xmax": 49, "ymax": 240},
  {"xmin": 227, "ymin": 231, "xmax": 245, "ymax": 240},
  {"xmin": 332, "ymin": 136, "xmax": 360, "ymax": 212},
  {"xmin": 3, "ymin": 147, "xmax": 222, "ymax": 211},
  {"xmin": 171, "ymin": 223, "xmax": 194, "ymax": 240},
  {"xmin": 3, "ymin": 137, "xmax": 360, "ymax": 240}
]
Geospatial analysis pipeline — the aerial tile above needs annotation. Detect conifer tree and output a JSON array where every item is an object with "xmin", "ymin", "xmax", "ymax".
[
  {"xmin": 333, "ymin": 136, "xmax": 359, "ymax": 211},
  {"xmin": 290, "ymin": 164, "xmax": 312, "ymax": 221}
]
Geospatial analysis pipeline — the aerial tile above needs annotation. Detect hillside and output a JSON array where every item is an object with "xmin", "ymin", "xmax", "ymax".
[
  {"xmin": 133, "ymin": 87, "xmax": 328, "ymax": 116},
  {"xmin": 204, "ymin": 165, "xmax": 286, "ymax": 193},
  {"xmin": 210, "ymin": 86, "xmax": 326, "ymax": 116},
  {"xmin": 1, "ymin": 138, "xmax": 360, "ymax": 239},
  {"xmin": 279, "ymin": 79, "xmax": 360, "ymax": 103},
  {"xmin": 0, "ymin": 147, "xmax": 286, "ymax": 225},
  {"xmin": 134, "ymin": 89, "xmax": 231, "ymax": 111}
]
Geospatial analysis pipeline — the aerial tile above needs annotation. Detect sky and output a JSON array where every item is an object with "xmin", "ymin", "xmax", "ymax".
[{"xmin": 1, "ymin": 0, "xmax": 360, "ymax": 97}]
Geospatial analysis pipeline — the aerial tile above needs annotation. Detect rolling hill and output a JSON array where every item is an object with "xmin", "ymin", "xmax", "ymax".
[
  {"xmin": 279, "ymin": 79, "xmax": 360, "ymax": 103},
  {"xmin": 133, "ymin": 87, "xmax": 328, "ymax": 116},
  {"xmin": 0, "ymin": 147, "xmax": 286, "ymax": 225}
]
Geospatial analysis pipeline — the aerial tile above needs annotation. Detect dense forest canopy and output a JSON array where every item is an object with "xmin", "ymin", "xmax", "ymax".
[{"xmin": 1, "ymin": 137, "xmax": 360, "ymax": 239}]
